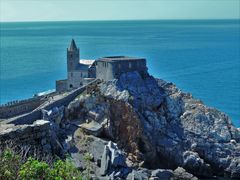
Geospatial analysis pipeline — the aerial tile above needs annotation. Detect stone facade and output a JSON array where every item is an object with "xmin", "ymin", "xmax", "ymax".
[
  {"xmin": 56, "ymin": 40, "xmax": 148, "ymax": 91},
  {"xmin": 0, "ymin": 97, "xmax": 45, "ymax": 119},
  {"xmin": 56, "ymin": 39, "xmax": 95, "ymax": 92},
  {"xmin": 95, "ymin": 56, "xmax": 148, "ymax": 81},
  {"xmin": 0, "ymin": 120, "xmax": 51, "ymax": 151}
]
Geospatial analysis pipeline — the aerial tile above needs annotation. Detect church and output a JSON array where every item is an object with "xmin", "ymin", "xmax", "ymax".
[
  {"xmin": 56, "ymin": 39, "xmax": 148, "ymax": 92},
  {"xmin": 56, "ymin": 39, "xmax": 96, "ymax": 92}
]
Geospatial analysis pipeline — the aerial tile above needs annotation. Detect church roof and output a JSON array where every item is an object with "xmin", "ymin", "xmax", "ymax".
[
  {"xmin": 69, "ymin": 39, "xmax": 78, "ymax": 51},
  {"xmin": 98, "ymin": 56, "xmax": 145, "ymax": 62}
]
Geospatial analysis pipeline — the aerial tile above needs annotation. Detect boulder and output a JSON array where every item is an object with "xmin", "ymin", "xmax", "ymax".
[
  {"xmin": 173, "ymin": 167, "xmax": 198, "ymax": 180},
  {"xmin": 100, "ymin": 141, "xmax": 127, "ymax": 176},
  {"xmin": 80, "ymin": 121, "xmax": 103, "ymax": 137},
  {"xmin": 126, "ymin": 169, "xmax": 149, "ymax": 180},
  {"xmin": 182, "ymin": 151, "xmax": 212, "ymax": 177},
  {"xmin": 100, "ymin": 145, "xmax": 111, "ymax": 175},
  {"xmin": 151, "ymin": 169, "xmax": 173, "ymax": 179}
]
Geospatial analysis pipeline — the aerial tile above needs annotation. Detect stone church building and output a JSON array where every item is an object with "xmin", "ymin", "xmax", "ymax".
[
  {"xmin": 56, "ymin": 39, "xmax": 148, "ymax": 92},
  {"xmin": 56, "ymin": 39, "xmax": 96, "ymax": 92}
]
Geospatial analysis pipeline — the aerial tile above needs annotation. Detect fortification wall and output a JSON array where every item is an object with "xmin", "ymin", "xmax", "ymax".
[
  {"xmin": 56, "ymin": 79, "xmax": 67, "ymax": 92},
  {"xmin": 10, "ymin": 79, "xmax": 100, "ymax": 125},
  {"xmin": 0, "ymin": 119, "xmax": 51, "ymax": 151},
  {"xmin": 0, "ymin": 97, "xmax": 45, "ymax": 119}
]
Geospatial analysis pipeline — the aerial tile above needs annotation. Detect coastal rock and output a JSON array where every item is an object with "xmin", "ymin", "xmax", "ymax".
[
  {"xmin": 100, "ymin": 141, "xmax": 127, "ymax": 176},
  {"xmin": 95, "ymin": 72, "xmax": 240, "ymax": 177},
  {"xmin": 182, "ymin": 151, "xmax": 212, "ymax": 177},
  {"xmin": 173, "ymin": 167, "xmax": 198, "ymax": 180},
  {"xmin": 10, "ymin": 71, "xmax": 237, "ymax": 179},
  {"xmin": 151, "ymin": 169, "xmax": 173, "ymax": 179},
  {"xmin": 100, "ymin": 144, "xmax": 111, "ymax": 175},
  {"xmin": 126, "ymin": 169, "xmax": 150, "ymax": 180},
  {"xmin": 80, "ymin": 121, "xmax": 103, "ymax": 137}
]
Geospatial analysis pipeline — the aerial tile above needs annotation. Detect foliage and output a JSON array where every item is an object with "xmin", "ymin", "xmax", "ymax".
[
  {"xmin": 0, "ymin": 148, "xmax": 84, "ymax": 180},
  {"xmin": 19, "ymin": 157, "xmax": 50, "ymax": 179},
  {"xmin": 49, "ymin": 159, "xmax": 83, "ymax": 180},
  {"xmin": 0, "ymin": 148, "xmax": 21, "ymax": 180}
]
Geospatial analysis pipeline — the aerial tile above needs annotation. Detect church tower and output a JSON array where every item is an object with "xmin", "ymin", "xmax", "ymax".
[{"xmin": 67, "ymin": 39, "xmax": 79, "ymax": 72}]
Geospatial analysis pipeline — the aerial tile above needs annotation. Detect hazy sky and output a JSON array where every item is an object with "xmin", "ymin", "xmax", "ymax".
[{"xmin": 0, "ymin": 0, "xmax": 239, "ymax": 22}]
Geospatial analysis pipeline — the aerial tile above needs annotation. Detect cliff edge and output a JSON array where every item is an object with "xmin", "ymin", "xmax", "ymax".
[{"xmin": 65, "ymin": 71, "xmax": 240, "ymax": 179}]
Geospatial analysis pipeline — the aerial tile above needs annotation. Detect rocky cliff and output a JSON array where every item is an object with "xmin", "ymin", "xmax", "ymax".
[
  {"xmin": 2, "ymin": 71, "xmax": 239, "ymax": 179},
  {"xmin": 64, "ymin": 71, "xmax": 240, "ymax": 179}
]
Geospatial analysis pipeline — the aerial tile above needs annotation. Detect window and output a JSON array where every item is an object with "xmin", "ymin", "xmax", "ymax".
[
  {"xmin": 118, "ymin": 64, "xmax": 121, "ymax": 69},
  {"xmin": 70, "ymin": 54, "xmax": 73, "ymax": 58},
  {"xmin": 129, "ymin": 62, "xmax": 132, "ymax": 68},
  {"xmin": 71, "ymin": 72, "xmax": 73, "ymax": 77},
  {"xmin": 69, "ymin": 84, "xmax": 73, "ymax": 88}
]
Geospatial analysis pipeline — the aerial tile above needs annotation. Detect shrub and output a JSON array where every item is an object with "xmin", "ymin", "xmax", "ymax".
[
  {"xmin": 19, "ymin": 157, "xmax": 50, "ymax": 179},
  {"xmin": 0, "ymin": 147, "xmax": 84, "ymax": 180},
  {"xmin": 0, "ymin": 148, "xmax": 21, "ymax": 180},
  {"xmin": 49, "ymin": 159, "xmax": 83, "ymax": 180}
]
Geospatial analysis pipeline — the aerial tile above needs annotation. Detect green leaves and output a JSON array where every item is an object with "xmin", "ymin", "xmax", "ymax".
[
  {"xmin": 0, "ymin": 148, "xmax": 21, "ymax": 180},
  {"xmin": 19, "ymin": 157, "xmax": 50, "ymax": 179},
  {"xmin": 0, "ymin": 149, "xmax": 84, "ymax": 180}
]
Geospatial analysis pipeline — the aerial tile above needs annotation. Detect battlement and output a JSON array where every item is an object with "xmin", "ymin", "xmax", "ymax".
[
  {"xmin": 0, "ymin": 91, "xmax": 60, "ymax": 119},
  {"xmin": 0, "ymin": 97, "xmax": 44, "ymax": 119}
]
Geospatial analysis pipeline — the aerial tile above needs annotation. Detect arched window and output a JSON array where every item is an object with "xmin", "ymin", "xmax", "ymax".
[{"xmin": 69, "ymin": 84, "xmax": 73, "ymax": 88}]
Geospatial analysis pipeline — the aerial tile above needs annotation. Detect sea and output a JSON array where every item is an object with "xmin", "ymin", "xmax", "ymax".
[{"xmin": 0, "ymin": 20, "xmax": 239, "ymax": 127}]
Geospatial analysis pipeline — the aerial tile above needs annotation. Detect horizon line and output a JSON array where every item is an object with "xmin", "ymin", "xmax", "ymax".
[{"xmin": 1, "ymin": 18, "xmax": 240, "ymax": 23}]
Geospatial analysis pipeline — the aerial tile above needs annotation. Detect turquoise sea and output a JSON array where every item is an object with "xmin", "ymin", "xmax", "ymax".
[{"xmin": 0, "ymin": 20, "xmax": 239, "ymax": 127}]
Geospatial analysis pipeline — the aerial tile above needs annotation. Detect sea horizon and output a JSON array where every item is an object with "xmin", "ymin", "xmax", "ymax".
[{"xmin": 1, "ymin": 18, "xmax": 240, "ymax": 23}]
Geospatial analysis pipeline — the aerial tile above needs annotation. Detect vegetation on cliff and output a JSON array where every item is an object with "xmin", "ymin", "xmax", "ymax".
[{"xmin": 0, "ymin": 145, "xmax": 93, "ymax": 180}]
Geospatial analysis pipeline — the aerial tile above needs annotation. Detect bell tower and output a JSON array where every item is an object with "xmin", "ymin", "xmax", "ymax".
[{"xmin": 67, "ymin": 39, "xmax": 79, "ymax": 72}]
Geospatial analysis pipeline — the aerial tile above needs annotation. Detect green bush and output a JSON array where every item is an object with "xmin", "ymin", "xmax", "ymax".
[
  {"xmin": 49, "ymin": 159, "xmax": 83, "ymax": 180},
  {"xmin": 0, "ymin": 148, "xmax": 21, "ymax": 180},
  {"xmin": 0, "ymin": 149, "xmax": 83, "ymax": 180},
  {"xmin": 19, "ymin": 157, "xmax": 50, "ymax": 179}
]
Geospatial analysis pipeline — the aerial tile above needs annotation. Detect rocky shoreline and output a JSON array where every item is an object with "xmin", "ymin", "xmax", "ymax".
[{"xmin": 1, "ymin": 72, "xmax": 239, "ymax": 179}]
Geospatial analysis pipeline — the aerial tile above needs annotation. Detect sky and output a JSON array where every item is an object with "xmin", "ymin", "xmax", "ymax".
[{"xmin": 0, "ymin": 0, "xmax": 239, "ymax": 22}]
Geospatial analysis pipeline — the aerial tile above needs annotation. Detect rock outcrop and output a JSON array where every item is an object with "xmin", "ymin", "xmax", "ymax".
[
  {"xmin": 1, "ymin": 71, "xmax": 239, "ymax": 179},
  {"xmin": 65, "ymin": 71, "xmax": 239, "ymax": 178}
]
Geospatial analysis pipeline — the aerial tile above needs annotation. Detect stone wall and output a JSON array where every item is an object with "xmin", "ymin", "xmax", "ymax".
[
  {"xmin": 11, "ymin": 79, "xmax": 100, "ymax": 125},
  {"xmin": 56, "ymin": 79, "xmax": 67, "ymax": 92},
  {"xmin": 0, "ymin": 97, "xmax": 45, "ymax": 119},
  {"xmin": 96, "ymin": 59, "xmax": 148, "ymax": 81},
  {"xmin": 0, "ymin": 119, "xmax": 51, "ymax": 151}
]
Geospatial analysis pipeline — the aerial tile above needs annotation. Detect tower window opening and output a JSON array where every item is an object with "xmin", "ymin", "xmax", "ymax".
[{"xmin": 129, "ymin": 62, "xmax": 132, "ymax": 69}]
